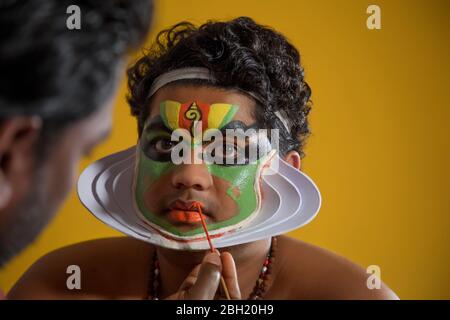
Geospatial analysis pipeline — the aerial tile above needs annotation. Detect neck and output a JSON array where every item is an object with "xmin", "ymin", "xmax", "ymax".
[{"xmin": 156, "ymin": 237, "xmax": 272, "ymax": 299}]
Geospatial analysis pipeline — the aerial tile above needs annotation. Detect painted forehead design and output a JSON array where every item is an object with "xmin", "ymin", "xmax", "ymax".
[
  {"xmin": 143, "ymin": 100, "xmax": 265, "ymax": 134},
  {"xmin": 140, "ymin": 100, "xmax": 272, "ymax": 164},
  {"xmin": 143, "ymin": 116, "xmax": 257, "ymax": 134},
  {"xmin": 159, "ymin": 100, "xmax": 239, "ymax": 133}
]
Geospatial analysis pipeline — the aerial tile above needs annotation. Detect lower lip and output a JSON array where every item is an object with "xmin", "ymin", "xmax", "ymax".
[{"xmin": 167, "ymin": 210, "xmax": 207, "ymax": 224}]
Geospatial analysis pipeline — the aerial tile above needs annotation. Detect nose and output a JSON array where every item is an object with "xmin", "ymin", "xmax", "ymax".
[{"xmin": 171, "ymin": 163, "xmax": 213, "ymax": 191}]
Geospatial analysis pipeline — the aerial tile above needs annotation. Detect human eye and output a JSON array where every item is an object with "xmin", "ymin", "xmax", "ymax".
[
  {"xmin": 153, "ymin": 137, "xmax": 177, "ymax": 153},
  {"xmin": 141, "ymin": 131, "xmax": 175, "ymax": 161},
  {"xmin": 213, "ymin": 140, "xmax": 247, "ymax": 166}
]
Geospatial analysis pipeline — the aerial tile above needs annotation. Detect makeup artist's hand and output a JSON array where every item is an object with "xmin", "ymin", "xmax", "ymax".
[{"xmin": 166, "ymin": 251, "xmax": 242, "ymax": 300}]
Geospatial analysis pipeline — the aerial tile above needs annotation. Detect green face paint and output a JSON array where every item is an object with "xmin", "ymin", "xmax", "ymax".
[{"xmin": 133, "ymin": 100, "xmax": 272, "ymax": 239}]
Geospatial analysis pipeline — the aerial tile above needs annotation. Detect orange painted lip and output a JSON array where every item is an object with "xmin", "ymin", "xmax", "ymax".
[{"xmin": 167, "ymin": 209, "xmax": 207, "ymax": 224}]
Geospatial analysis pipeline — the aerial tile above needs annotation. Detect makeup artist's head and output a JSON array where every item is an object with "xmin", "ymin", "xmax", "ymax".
[
  {"xmin": 0, "ymin": 0, "xmax": 153, "ymax": 267},
  {"xmin": 127, "ymin": 17, "xmax": 312, "ymax": 240}
]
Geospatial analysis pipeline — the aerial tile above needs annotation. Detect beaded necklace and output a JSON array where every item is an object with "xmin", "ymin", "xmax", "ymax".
[{"xmin": 147, "ymin": 236, "xmax": 277, "ymax": 300}]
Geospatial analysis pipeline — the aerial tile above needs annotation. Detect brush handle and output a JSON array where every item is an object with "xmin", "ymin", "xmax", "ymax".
[
  {"xmin": 194, "ymin": 202, "xmax": 231, "ymax": 300},
  {"xmin": 220, "ymin": 275, "xmax": 231, "ymax": 300}
]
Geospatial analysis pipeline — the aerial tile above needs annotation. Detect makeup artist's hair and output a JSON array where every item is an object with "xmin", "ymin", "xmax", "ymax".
[
  {"xmin": 0, "ymin": 0, "xmax": 153, "ymax": 153},
  {"xmin": 127, "ymin": 17, "xmax": 312, "ymax": 157}
]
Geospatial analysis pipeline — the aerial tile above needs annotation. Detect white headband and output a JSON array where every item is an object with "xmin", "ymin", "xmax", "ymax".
[{"xmin": 147, "ymin": 67, "xmax": 292, "ymax": 134}]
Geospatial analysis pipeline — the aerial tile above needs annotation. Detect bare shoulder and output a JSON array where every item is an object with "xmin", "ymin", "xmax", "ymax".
[
  {"xmin": 8, "ymin": 237, "xmax": 153, "ymax": 299},
  {"xmin": 272, "ymin": 235, "xmax": 399, "ymax": 300}
]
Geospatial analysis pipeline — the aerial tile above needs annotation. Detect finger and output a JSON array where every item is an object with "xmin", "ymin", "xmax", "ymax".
[
  {"xmin": 221, "ymin": 252, "xmax": 241, "ymax": 299},
  {"xmin": 184, "ymin": 251, "xmax": 222, "ymax": 300},
  {"xmin": 178, "ymin": 263, "xmax": 202, "ymax": 291}
]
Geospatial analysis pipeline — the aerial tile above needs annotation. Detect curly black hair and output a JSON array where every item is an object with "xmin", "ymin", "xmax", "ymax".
[
  {"xmin": 127, "ymin": 16, "xmax": 312, "ymax": 157},
  {"xmin": 0, "ymin": 0, "xmax": 153, "ymax": 127}
]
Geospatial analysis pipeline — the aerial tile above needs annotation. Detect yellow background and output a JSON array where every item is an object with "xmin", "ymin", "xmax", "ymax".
[{"xmin": 1, "ymin": 0, "xmax": 449, "ymax": 299}]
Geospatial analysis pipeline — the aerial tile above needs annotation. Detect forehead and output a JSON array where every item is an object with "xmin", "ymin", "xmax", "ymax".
[{"xmin": 147, "ymin": 84, "xmax": 256, "ymax": 123}]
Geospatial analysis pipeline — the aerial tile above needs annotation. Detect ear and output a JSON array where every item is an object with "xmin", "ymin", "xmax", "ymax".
[
  {"xmin": 0, "ymin": 117, "xmax": 42, "ymax": 210},
  {"xmin": 283, "ymin": 150, "xmax": 301, "ymax": 170}
]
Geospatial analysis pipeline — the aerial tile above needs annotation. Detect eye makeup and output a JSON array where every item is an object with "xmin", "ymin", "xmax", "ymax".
[
  {"xmin": 141, "ymin": 115, "xmax": 272, "ymax": 166},
  {"xmin": 134, "ymin": 100, "xmax": 275, "ymax": 239},
  {"xmin": 140, "ymin": 128, "xmax": 173, "ymax": 162}
]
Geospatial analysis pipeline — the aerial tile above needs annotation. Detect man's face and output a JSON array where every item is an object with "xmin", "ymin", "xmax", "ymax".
[
  {"xmin": 0, "ymin": 100, "xmax": 113, "ymax": 267},
  {"xmin": 134, "ymin": 85, "xmax": 274, "ymax": 240}
]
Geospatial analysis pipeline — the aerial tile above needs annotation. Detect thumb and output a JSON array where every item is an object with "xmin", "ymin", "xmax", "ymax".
[{"xmin": 183, "ymin": 251, "xmax": 222, "ymax": 300}]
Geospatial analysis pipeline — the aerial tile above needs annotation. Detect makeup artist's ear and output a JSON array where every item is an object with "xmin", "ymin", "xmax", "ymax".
[
  {"xmin": 284, "ymin": 150, "xmax": 301, "ymax": 170},
  {"xmin": 0, "ymin": 117, "xmax": 42, "ymax": 209}
]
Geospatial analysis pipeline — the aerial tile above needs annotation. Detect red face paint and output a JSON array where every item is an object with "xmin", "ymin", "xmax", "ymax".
[
  {"xmin": 167, "ymin": 210, "xmax": 205, "ymax": 223},
  {"xmin": 167, "ymin": 200, "xmax": 208, "ymax": 224}
]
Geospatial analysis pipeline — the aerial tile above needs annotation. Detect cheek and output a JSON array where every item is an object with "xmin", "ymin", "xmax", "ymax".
[
  {"xmin": 209, "ymin": 164, "xmax": 260, "ymax": 220},
  {"xmin": 143, "ymin": 175, "xmax": 169, "ymax": 212},
  {"xmin": 212, "ymin": 176, "xmax": 239, "ymax": 218},
  {"xmin": 44, "ymin": 145, "xmax": 79, "ymax": 209},
  {"xmin": 136, "ymin": 153, "xmax": 175, "ymax": 213}
]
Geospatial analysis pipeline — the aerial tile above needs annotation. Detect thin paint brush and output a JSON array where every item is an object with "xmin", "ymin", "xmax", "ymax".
[{"xmin": 194, "ymin": 202, "xmax": 231, "ymax": 300}]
